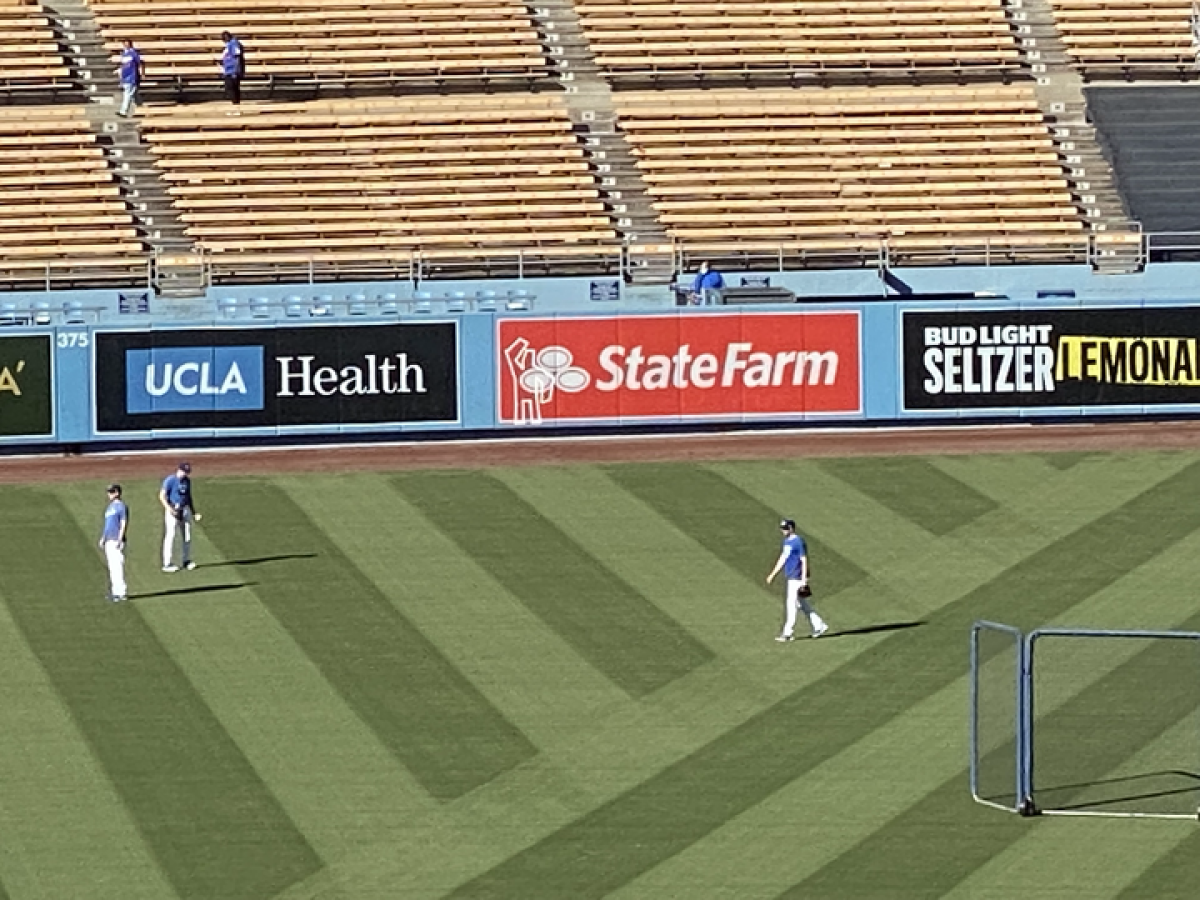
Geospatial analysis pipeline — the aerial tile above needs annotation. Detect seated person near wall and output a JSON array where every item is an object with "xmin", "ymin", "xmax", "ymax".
[{"xmin": 691, "ymin": 261, "xmax": 725, "ymax": 305}]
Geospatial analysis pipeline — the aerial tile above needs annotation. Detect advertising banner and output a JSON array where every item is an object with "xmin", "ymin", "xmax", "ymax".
[
  {"xmin": 0, "ymin": 334, "xmax": 52, "ymax": 438},
  {"xmin": 904, "ymin": 307, "xmax": 1200, "ymax": 410},
  {"xmin": 497, "ymin": 312, "xmax": 860, "ymax": 425},
  {"xmin": 95, "ymin": 323, "xmax": 458, "ymax": 433}
]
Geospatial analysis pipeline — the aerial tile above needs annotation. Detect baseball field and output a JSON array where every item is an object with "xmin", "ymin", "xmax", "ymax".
[{"xmin": 0, "ymin": 437, "xmax": 1198, "ymax": 899}]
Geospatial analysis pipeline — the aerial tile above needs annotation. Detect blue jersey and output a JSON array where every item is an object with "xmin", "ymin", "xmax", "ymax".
[
  {"xmin": 162, "ymin": 473, "xmax": 192, "ymax": 509},
  {"xmin": 692, "ymin": 269, "xmax": 725, "ymax": 291},
  {"xmin": 119, "ymin": 47, "xmax": 142, "ymax": 85},
  {"xmin": 222, "ymin": 38, "xmax": 244, "ymax": 77},
  {"xmin": 102, "ymin": 500, "xmax": 127, "ymax": 541},
  {"xmin": 782, "ymin": 533, "xmax": 806, "ymax": 580}
]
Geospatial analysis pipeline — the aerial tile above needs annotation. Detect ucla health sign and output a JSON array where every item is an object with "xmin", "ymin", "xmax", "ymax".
[
  {"xmin": 94, "ymin": 323, "xmax": 459, "ymax": 433},
  {"xmin": 126, "ymin": 346, "xmax": 264, "ymax": 413}
]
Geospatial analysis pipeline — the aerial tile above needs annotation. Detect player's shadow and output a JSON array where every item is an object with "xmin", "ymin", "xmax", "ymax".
[
  {"xmin": 204, "ymin": 553, "xmax": 317, "ymax": 568},
  {"xmin": 132, "ymin": 582, "xmax": 255, "ymax": 600},
  {"xmin": 827, "ymin": 620, "xmax": 925, "ymax": 638}
]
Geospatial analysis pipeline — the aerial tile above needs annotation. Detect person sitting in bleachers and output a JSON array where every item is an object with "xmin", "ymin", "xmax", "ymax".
[{"xmin": 691, "ymin": 261, "xmax": 725, "ymax": 305}]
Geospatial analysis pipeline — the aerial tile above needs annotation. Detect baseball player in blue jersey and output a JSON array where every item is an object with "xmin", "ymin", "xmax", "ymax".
[
  {"xmin": 99, "ymin": 484, "xmax": 128, "ymax": 602},
  {"xmin": 766, "ymin": 518, "xmax": 829, "ymax": 642},
  {"xmin": 159, "ymin": 461, "xmax": 202, "ymax": 571}
]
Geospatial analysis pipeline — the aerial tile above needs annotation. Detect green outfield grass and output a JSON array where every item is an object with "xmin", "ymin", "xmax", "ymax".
[{"xmin": 0, "ymin": 450, "xmax": 1199, "ymax": 899}]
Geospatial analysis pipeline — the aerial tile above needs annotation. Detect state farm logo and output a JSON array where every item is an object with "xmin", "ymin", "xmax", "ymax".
[
  {"xmin": 498, "ymin": 312, "xmax": 861, "ymax": 425},
  {"xmin": 505, "ymin": 339, "xmax": 590, "ymax": 425}
]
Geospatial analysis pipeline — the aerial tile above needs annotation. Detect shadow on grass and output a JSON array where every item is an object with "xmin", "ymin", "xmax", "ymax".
[
  {"xmin": 133, "ymin": 582, "xmax": 256, "ymax": 600},
  {"xmin": 828, "ymin": 620, "xmax": 925, "ymax": 639},
  {"xmin": 1036, "ymin": 770, "xmax": 1200, "ymax": 812},
  {"xmin": 203, "ymin": 553, "xmax": 317, "ymax": 568}
]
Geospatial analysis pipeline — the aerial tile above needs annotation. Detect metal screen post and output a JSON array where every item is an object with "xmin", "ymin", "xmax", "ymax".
[{"xmin": 970, "ymin": 621, "xmax": 1026, "ymax": 813}]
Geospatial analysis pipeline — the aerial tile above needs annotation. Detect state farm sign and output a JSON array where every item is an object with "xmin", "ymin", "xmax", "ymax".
[{"xmin": 497, "ymin": 312, "xmax": 860, "ymax": 424}]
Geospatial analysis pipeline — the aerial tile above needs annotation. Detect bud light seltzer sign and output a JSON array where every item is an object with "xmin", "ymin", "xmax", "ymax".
[
  {"xmin": 497, "ymin": 312, "xmax": 861, "ymax": 424},
  {"xmin": 903, "ymin": 307, "xmax": 1200, "ymax": 410},
  {"xmin": 94, "ymin": 323, "xmax": 458, "ymax": 432}
]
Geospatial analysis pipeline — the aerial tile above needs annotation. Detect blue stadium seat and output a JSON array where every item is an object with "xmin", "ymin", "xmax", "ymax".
[
  {"xmin": 505, "ymin": 290, "xmax": 531, "ymax": 311},
  {"xmin": 413, "ymin": 291, "xmax": 435, "ymax": 315},
  {"xmin": 33, "ymin": 302, "xmax": 52, "ymax": 325},
  {"xmin": 0, "ymin": 302, "xmax": 19, "ymax": 326},
  {"xmin": 379, "ymin": 293, "xmax": 401, "ymax": 316},
  {"xmin": 348, "ymin": 293, "xmax": 369, "ymax": 316},
  {"xmin": 445, "ymin": 291, "xmax": 468, "ymax": 313},
  {"xmin": 64, "ymin": 300, "xmax": 87, "ymax": 325},
  {"xmin": 311, "ymin": 295, "xmax": 335, "ymax": 317},
  {"xmin": 250, "ymin": 297, "xmax": 272, "ymax": 319},
  {"xmin": 476, "ymin": 290, "xmax": 498, "ymax": 312},
  {"xmin": 284, "ymin": 296, "xmax": 306, "ymax": 318},
  {"xmin": 218, "ymin": 297, "xmax": 240, "ymax": 319}
]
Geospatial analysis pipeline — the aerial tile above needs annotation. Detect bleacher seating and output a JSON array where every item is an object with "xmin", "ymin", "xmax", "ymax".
[
  {"xmin": 614, "ymin": 85, "xmax": 1085, "ymax": 264},
  {"xmin": 575, "ymin": 0, "xmax": 1023, "ymax": 83},
  {"xmin": 139, "ymin": 95, "xmax": 619, "ymax": 278},
  {"xmin": 0, "ymin": 105, "xmax": 144, "ymax": 285},
  {"xmin": 1048, "ymin": 0, "xmax": 1193, "ymax": 77},
  {"xmin": 89, "ymin": 0, "xmax": 550, "ymax": 93},
  {"xmin": 0, "ymin": 0, "xmax": 74, "ymax": 99}
]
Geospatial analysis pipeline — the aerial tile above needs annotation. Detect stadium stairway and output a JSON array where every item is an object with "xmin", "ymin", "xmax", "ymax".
[
  {"xmin": 43, "ymin": 0, "xmax": 202, "ymax": 298},
  {"xmin": 529, "ymin": 0, "xmax": 674, "ymax": 288},
  {"xmin": 1008, "ymin": 0, "xmax": 1144, "ymax": 272}
]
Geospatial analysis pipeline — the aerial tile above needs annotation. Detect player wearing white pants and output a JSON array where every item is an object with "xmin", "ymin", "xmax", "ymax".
[
  {"xmin": 159, "ymin": 461, "xmax": 200, "ymax": 571},
  {"xmin": 767, "ymin": 518, "xmax": 829, "ymax": 642},
  {"xmin": 162, "ymin": 506, "xmax": 193, "ymax": 571},
  {"xmin": 99, "ymin": 484, "xmax": 128, "ymax": 602}
]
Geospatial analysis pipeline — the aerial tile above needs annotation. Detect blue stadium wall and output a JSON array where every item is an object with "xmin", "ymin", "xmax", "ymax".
[{"xmin": 4, "ymin": 297, "xmax": 1200, "ymax": 448}]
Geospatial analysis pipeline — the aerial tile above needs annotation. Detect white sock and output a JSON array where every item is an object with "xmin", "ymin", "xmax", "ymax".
[{"xmin": 810, "ymin": 613, "xmax": 827, "ymax": 631}]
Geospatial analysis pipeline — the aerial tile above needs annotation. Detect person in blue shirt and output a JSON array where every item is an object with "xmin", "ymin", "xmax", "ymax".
[
  {"xmin": 99, "ymin": 484, "xmax": 128, "ymax": 602},
  {"xmin": 159, "ymin": 461, "xmax": 202, "ymax": 572},
  {"xmin": 117, "ymin": 39, "xmax": 145, "ymax": 118},
  {"xmin": 691, "ymin": 261, "xmax": 725, "ymax": 305},
  {"xmin": 220, "ymin": 31, "xmax": 246, "ymax": 108},
  {"xmin": 766, "ymin": 518, "xmax": 829, "ymax": 642}
]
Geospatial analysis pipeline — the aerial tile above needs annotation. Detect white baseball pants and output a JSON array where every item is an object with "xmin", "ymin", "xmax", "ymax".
[
  {"xmin": 163, "ymin": 508, "xmax": 192, "ymax": 567},
  {"xmin": 783, "ymin": 579, "xmax": 826, "ymax": 637},
  {"xmin": 104, "ymin": 540, "xmax": 126, "ymax": 598}
]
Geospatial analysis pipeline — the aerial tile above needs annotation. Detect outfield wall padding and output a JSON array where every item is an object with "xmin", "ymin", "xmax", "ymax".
[{"xmin": 5, "ymin": 300, "xmax": 1200, "ymax": 447}]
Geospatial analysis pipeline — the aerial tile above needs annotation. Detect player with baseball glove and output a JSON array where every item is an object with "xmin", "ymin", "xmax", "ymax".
[
  {"xmin": 766, "ymin": 518, "xmax": 829, "ymax": 642},
  {"xmin": 159, "ymin": 461, "xmax": 202, "ymax": 572}
]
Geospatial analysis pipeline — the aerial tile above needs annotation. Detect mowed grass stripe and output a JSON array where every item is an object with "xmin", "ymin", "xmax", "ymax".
[
  {"xmin": 47, "ymin": 480, "xmax": 442, "ymax": 859},
  {"xmin": 818, "ymin": 456, "xmax": 998, "ymax": 536},
  {"xmin": 784, "ymin": 624, "xmax": 1200, "ymax": 899},
  {"xmin": 392, "ymin": 470, "xmax": 713, "ymax": 698},
  {"xmin": 548, "ymin": 458, "xmax": 1200, "ymax": 900},
  {"xmin": 1117, "ymin": 823, "xmax": 1200, "ymax": 897},
  {"xmin": 0, "ymin": 593, "xmax": 176, "ymax": 900},
  {"xmin": 0, "ymin": 488, "xmax": 319, "ymax": 900},
  {"xmin": 284, "ymin": 474, "xmax": 628, "ymax": 750},
  {"xmin": 201, "ymin": 479, "xmax": 535, "ymax": 801},
  {"xmin": 447, "ymin": 460, "xmax": 1200, "ymax": 900},
  {"xmin": 605, "ymin": 464, "xmax": 867, "ymax": 595}
]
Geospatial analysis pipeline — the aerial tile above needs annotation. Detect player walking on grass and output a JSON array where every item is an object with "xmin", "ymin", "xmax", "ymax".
[
  {"xmin": 99, "ymin": 484, "xmax": 128, "ymax": 602},
  {"xmin": 160, "ymin": 461, "xmax": 201, "ymax": 572},
  {"xmin": 767, "ymin": 518, "xmax": 829, "ymax": 642}
]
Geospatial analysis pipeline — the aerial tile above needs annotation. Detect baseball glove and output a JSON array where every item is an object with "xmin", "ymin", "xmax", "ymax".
[{"xmin": 798, "ymin": 584, "xmax": 812, "ymax": 598}]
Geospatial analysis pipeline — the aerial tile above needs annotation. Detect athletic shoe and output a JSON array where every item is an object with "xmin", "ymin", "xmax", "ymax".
[
  {"xmin": 162, "ymin": 565, "xmax": 179, "ymax": 573},
  {"xmin": 775, "ymin": 633, "xmax": 795, "ymax": 643},
  {"xmin": 812, "ymin": 624, "xmax": 829, "ymax": 638},
  {"xmin": 183, "ymin": 561, "xmax": 196, "ymax": 571},
  {"xmin": 111, "ymin": 595, "xmax": 125, "ymax": 603}
]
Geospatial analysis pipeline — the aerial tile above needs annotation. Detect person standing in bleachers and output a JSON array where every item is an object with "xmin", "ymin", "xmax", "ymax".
[
  {"xmin": 117, "ymin": 39, "xmax": 145, "ymax": 118},
  {"xmin": 221, "ymin": 31, "xmax": 246, "ymax": 111}
]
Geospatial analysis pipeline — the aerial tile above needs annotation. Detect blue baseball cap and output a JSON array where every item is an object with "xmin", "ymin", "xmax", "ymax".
[
  {"xmin": 779, "ymin": 518, "xmax": 796, "ymax": 531},
  {"xmin": 107, "ymin": 483, "xmax": 122, "ymax": 494},
  {"xmin": 178, "ymin": 461, "xmax": 192, "ymax": 473}
]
